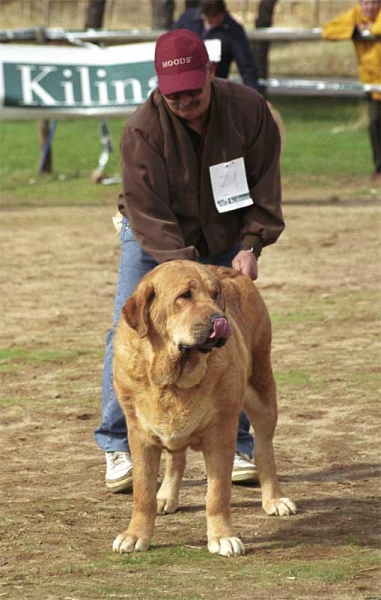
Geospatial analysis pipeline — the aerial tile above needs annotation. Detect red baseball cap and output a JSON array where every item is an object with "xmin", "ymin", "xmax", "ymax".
[{"xmin": 154, "ymin": 29, "xmax": 209, "ymax": 96}]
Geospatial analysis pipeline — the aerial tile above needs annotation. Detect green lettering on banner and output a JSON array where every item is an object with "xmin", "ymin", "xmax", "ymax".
[{"xmin": 3, "ymin": 61, "xmax": 157, "ymax": 109}]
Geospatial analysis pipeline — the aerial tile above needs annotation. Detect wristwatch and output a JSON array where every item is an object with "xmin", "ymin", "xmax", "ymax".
[{"xmin": 240, "ymin": 245, "xmax": 261, "ymax": 259}]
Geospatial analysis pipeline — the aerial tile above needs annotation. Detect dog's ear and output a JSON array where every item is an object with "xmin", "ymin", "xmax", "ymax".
[{"xmin": 122, "ymin": 282, "xmax": 155, "ymax": 338}]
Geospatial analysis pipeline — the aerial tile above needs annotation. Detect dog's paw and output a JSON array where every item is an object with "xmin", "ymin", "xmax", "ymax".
[
  {"xmin": 113, "ymin": 532, "xmax": 150, "ymax": 553},
  {"xmin": 157, "ymin": 495, "xmax": 179, "ymax": 515},
  {"xmin": 208, "ymin": 536, "xmax": 245, "ymax": 557},
  {"xmin": 262, "ymin": 497, "xmax": 297, "ymax": 517}
]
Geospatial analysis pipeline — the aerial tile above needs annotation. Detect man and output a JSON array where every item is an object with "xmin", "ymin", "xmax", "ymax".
[
  {"xmin": 94, "ymin": 30, "xmax": 284, "ymax": 492},
  {"xmin": 322, "ymin": 0, "xmax": 381, "ymax": 181},
  {"xmin": 173, "ymin": 0, "xmax": 261, "ymax": 93}
]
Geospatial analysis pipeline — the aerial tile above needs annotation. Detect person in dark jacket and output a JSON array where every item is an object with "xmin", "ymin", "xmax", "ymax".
[
  {"xmin": 95, "ymin": 30, "xmax": 283, "ymax": 492},
  {"xmin": 173, "ymin": 0, "xmax": 261, "ymax": 92}
]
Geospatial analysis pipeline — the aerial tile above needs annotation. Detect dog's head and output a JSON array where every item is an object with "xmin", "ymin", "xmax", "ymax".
[{"xmin": 122, "ymin": 261, "xmax": 233, "ymax": 354}]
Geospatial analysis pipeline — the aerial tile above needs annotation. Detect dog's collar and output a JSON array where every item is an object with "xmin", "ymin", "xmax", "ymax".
[{"xmin": 179, "ymin": 337, "xmax": 228, "ymax": 355}]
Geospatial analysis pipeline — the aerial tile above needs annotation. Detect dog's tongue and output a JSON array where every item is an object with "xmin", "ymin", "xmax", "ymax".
[{"xmin": 209, "ymin": 317, "xmax": 233, "ymax": 339}]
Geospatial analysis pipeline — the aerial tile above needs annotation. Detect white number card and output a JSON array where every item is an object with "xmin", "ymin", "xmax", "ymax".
[{"xmin": 209, "ymin": 157, "xmax": 253, "ymax": 214}]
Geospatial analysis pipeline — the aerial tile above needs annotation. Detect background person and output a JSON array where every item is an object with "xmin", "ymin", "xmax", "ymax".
[
  {"xmin": 322, "ymin": 0, "xmax": 381, "ymax": 181},
  {"xmin": 94, "ymin": 30, "xmax": 284, "ymax": 493},
  {"xmin": 173, "ymin": 0, "xmax": 261, "ymax": 93}
]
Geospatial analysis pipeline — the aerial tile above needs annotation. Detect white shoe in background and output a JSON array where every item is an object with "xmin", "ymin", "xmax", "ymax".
[
  {"xmin": 105, "ymin": 451, "xmax": 133, "ymax": 493},
  {"xmin": 232, "ymin": 452, "xmax": 259, "ymax": 484}
]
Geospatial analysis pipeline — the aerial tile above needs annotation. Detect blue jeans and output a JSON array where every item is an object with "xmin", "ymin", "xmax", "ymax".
[{"xmin": 94, "ymin": 217, "xmax": 254, "ymax": 457}]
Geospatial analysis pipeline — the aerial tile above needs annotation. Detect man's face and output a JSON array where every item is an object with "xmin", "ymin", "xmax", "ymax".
[
  {"xmin": 360, "ymin": 0, "xmax": 380, "ymax": 19},
  {"xmin": 162, "ymin": 63, "xmax": 216, "ymax": 122},
  {"xmin": 204, "ymin": 12, "xmax": 225, "ymax": 28}
]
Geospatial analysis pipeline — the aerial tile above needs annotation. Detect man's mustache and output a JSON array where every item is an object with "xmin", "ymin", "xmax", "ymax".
[{"xmin": 173, "ymin": 100, "xmax": 201, "ymax": 111}]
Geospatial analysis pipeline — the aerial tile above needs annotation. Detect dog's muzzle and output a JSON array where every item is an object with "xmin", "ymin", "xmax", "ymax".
[{"xmin": 179, "ymin": 314, "xmax": 233, "ymax": 354}]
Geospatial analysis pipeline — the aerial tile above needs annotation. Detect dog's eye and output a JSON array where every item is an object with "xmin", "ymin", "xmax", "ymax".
[
  {"xmin": 179, "ymin": 290, "xmax": 192, "ymax": 300},
  {"xmin": 211, "ymin": 290, "xmax": 219, "ymax": 300}
]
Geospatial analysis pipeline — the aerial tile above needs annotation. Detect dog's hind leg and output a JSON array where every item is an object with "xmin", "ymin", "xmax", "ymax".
[
  {"xmin": 157, "ymin": 450, "xmax": 186, "ymax": 514},
  {"xmin": 244, "ymin": 353, "xmax": 296, "ymax": 517}
]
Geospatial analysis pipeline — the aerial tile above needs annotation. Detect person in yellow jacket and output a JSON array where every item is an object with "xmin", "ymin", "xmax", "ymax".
[{"xmin": 323, "ymin": 0, "xmax": 381, "ymax": 181}]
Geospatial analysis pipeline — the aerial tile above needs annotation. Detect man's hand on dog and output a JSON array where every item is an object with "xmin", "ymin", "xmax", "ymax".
[{"xmin": 232, "ymin": 250, "xmax": 258, "ymax": 280}]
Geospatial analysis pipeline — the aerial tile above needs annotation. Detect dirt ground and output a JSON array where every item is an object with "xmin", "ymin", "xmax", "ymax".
[{"xmin": 1, "ymin": 195, "xmax": 380, "ymax": 599}]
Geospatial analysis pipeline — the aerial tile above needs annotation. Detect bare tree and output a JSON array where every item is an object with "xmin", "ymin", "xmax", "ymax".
[
  {"xmin": 254, "ymin": 0, "xmax": 277, "ymax": 97},
  {"xmin": 151, "ymin": 0, "xmax": 175, "ymax": 29},
  {"xmin": 85, "ymin": 0, "xmax": 107, "ymax": 29}
]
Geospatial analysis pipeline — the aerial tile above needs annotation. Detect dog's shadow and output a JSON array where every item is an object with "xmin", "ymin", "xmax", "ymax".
[
  {"xmin": 159, "ymin": 496, "xmax": 379, "ymax": 555},
  {"xmin": 156, "ymin": 462, "xmax": 380, "ymax": 554},
  {"xmin": 280, "ymin": 461, "xmax": 380, "ymax": 483}
]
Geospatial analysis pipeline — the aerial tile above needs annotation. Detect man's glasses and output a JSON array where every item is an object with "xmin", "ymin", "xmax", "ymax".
[{"xmin": 164, "ymin": 88, "xmax": 203, "ymax": 101}]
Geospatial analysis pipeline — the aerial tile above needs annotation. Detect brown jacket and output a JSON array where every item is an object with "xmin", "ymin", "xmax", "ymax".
[{"xmin": 118, "ymin": 78, "xmax": 284, "ymax": 263}]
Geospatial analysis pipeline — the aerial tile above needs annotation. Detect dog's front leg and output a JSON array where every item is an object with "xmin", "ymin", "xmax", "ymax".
[
  {"xmin": 203, "ymin": 428, "xmax": 245, "ymax": 557},
  {"xmin": 113, "ymin": 432, "xmax": 161, "ymax": 554}
]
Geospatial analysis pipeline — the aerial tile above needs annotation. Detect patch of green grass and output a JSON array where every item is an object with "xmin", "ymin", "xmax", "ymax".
[
  {"xmin": 279, "ymin": 97, "xmax": 371, "ymax": 177},
  {"xmin": 0, "ymin": 173, "xmax": 116, "ymax": 207},
  {"xmin": 271, "ymin": 290, "xmax": 380, "ymax": 328},
  {"xmin": 0, "ymin": 396, "xmax": 27, "ymax": 408},
  {"xmin": 237, "ymin": 558, "xmax": 347, "ymax": 583},
  {"xmin": 0, "ymin": 348, "xmax": 71, "ymax": 361},
  {"xmin": 47, "ymin": 548, "xmax": 381, "ymax": 599},
  {"xmin": 119, "ymin": 545, "xmax": 215, "ymax": 568},
  {"xmin": 276, "ymin": 561, "xmax": 345, "ymax": 583},
  {"xmin": 0, "ymin": 394, "xmax": 99, "ymax": 411},
  {"xmin": 0, "ymin": 117, "xmax": 126, "ymax": 178},
  {"xmin": 271, "ymin": 308, "xmax": 325, "ymax": 325},
  {"xmin": 0, "ymin": 98, "xmax": 373, "ymax": 209},
  {"xmin": 352, "ymin": 371, "xmax": 381, "ymax": 389},
  {"xmin": 0, "ymin": 117, "xmax": 125, "ymax": 207},
  {"xmin": 70, "ymin": 546, "xmax": 219, "ymax": 576},
  {"xmin": 0, "ymin": 347, "xmax": 100, "ymax": 360},
  {"xmin": 0, "ymin": 347, "xmax": 102, "ymax": 371},
  {"xmin": 275, "ymin": 369, "xmax": 324, "ymax": 389}
]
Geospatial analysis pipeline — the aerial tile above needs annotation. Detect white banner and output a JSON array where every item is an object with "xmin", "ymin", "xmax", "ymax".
[{"xmin": 0, "ymin": 40, "xmax": 221, "ymax": 120}]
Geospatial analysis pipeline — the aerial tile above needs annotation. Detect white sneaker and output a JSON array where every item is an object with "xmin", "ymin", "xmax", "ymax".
[
  {"xmin": 105, "ymin": 451, "xmax": 133, "ymax": 493},
  {"xmin": 232, "ymin": 452, "xmax": 259, "ymax": 484}
]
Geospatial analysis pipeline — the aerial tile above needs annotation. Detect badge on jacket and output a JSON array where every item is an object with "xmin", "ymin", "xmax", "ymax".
[{"xmin": 209, "ymin": 157, "xmax": 253, "ymax": 214}]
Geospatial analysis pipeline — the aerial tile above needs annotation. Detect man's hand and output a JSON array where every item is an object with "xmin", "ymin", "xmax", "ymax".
[{"xmin": 232, "ymin": 250, "xmax": 258, "ymax": 280}]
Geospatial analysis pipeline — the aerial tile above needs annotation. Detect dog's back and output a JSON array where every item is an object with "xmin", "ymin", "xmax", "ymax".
[{"xmin": 210, "ymin": 265, "xmax": 272, "ymax": 353}]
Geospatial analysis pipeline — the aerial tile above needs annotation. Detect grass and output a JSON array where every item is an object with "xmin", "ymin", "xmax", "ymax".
[
  {"xmin": 0, "ymin": 97, "xmax": 374, "ymax": 209},
  {"xmin": 0, "ymin": 116, "xmax": 126, "ymax": 205},
  {"xmin": 271, "ymin": 309, "xmax": 326, "ymax": 325},
  {"xmin": 0, "ymin": 347, "xmax": 82, "ymax": 361},
  {"xmin": 279, "ymin": 97, "xmax": 371, "ymax": 177},
  {"xmin": 3, "ymin": 522, "xmax": 376, "ymax": 599},
  {"xmin": 17, "ymin": 546, "xmax": 379, "ymax": 599},
  {"xmin": 275, "ymin": 370, "xmax": 324, "ymax": 390},
  {"xmin": 0, "ymin": 347, "xmax": 102, "ymax": 372}
]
